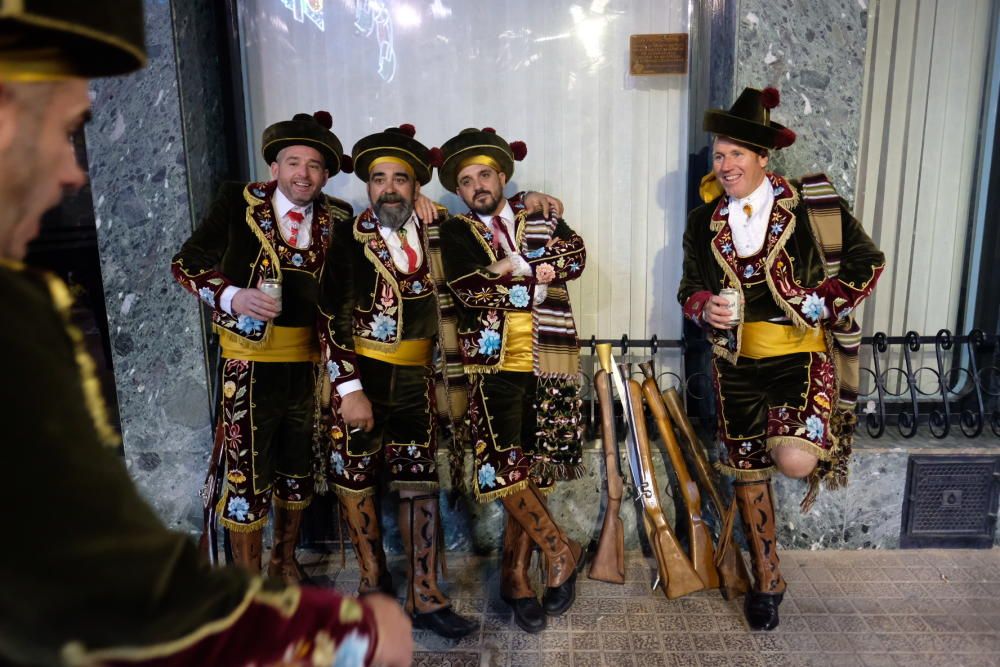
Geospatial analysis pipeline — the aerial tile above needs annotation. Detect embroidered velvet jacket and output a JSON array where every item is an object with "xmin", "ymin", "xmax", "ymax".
[
  {"xmin": 678, "ymin": 173, "xmax": 885, "ymax": 363},
  {"xmin": 171, "ymin": 180, "xmax": 352, "ymax": 348},
  {"xmin": 318, "ymin": 208, "xmax": 441, "ymax": 391},
  {"xmin": 439, "ymin": 194, "xmax": 587, "ymax": 373},
  {"xmin": 0, "ymin": 262, "xmax": 379, "ymax": 667}
]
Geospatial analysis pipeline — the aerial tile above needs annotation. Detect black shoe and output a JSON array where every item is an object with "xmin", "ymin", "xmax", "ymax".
[
  {"xmin": 501, "ymin": 595, "xmax": 547, "ymax": 633},
  {"xmin": 744, "ymin": 591, "xmax": 783, "ymax": 631},
  {"xmin": 541, "ymin": 569, "xmax": 578, "ymax": 616},
  {"xmin": 413, "ymin": 606, "xmax": 480, "ymax": 639}
]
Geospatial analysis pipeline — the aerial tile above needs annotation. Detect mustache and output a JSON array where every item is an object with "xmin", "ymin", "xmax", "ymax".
[
  {"xmin": 377, "ymin": 192, "xmax": 405, "ymax": 205},
  {"xmin": 473, "ymin": 189, "xmax": 491, "ymax": 199}
]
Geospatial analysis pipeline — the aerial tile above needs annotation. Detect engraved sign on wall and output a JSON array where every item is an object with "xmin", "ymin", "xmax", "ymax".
[{"xmin": 629, "ymin": 33, "xmax": 688, "ymax": 75}]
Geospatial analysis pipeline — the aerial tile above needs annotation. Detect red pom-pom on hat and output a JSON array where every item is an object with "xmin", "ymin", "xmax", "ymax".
[
  {"xmin": 510, "ymin": 141, "xmax": 527, "ymax": 161},
  {"xmin": 774, "ymin": 127, "xmax": 796, "ymax": 149},
  {"xmin": 428, "ymin": 147, "xmax": 444, "ymax": 168},
  {"xmin": 313, "ymin": 110, "xmax": 333, "ymax": 129},
  {"xmin": 398, "ymin": 123, "xmax": 416, "ymax": 137},
  {"xmin": 760, "ymin": 87, "xmax": 780, "ymax": 110},
  {"xmin": 340, "ymin": 154, "xmax": 354, "ymax": 174},
  {"xmin": 482, "ymin": 127, "xmax": 496, "ymax": 134}
]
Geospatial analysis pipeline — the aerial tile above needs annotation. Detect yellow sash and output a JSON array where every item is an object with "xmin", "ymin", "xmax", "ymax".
[
  {"xmin": 500, "ymin": 312, "xmax": 534, "ymax": 372},
  {"xmin": 740, "ymin": 321, "xmax": 826, "ymax": 359},
  {"xmin": 221, "ymin": 326, "xmax": 319, "ymax": 362},
  {"xmin": 356, "ymin": 338, "xmax": 433, "ymax": 366}
]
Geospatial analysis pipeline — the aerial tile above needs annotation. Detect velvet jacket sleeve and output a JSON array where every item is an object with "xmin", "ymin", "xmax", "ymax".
[
  {"xmin": 170, "ymin": 181, "xmax": 243, "ymax": 312},
  {"xmin": 439, "ymin": 216, "xmax": 538, "ymax": 312},
  {"xmin": 0, "ymin": 265, "xmax": 379, "ymax": 667},
  {"xmin": 318, "ymin": 218, "xmax": 363, "ymax": 391},
  {"xmin": 812, "ymin": 200, "xmax": 885, "ymax": 322},
  {"xmin": 677, "ymin": 202, "xmax": 717, "ymax": 326},
  {"xmin": 517, "ymin": 218, "xmax": 587, "ymax": 283}
]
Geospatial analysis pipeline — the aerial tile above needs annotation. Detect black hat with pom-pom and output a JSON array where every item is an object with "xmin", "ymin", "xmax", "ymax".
[
  {"xmin": 352, "ymin": 123, "xmax": 436, "ymax": 185},
  {"xmin": 261, "ymin": 110, "xmax": 351, "ymax": 174},
  {"xmin": 437, "ymin": 127, "xmax": 527, "ymax": 191},
  {"xmin": 703, "ymin": 87, "xmax": 796, "ymax": 151}
]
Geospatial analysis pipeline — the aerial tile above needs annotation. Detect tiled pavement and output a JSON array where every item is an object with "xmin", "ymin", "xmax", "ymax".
[{"xmin": 305, "ymin": 548, "xmax": 1000, "ymax": 666}]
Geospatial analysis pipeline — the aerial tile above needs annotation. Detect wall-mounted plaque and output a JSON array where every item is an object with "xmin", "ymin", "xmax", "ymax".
[{"xmin": 629, "ymin": 33, "xmax": 688, "ymax": 75}]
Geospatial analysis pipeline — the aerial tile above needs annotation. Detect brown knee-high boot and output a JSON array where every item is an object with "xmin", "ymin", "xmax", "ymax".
[
  {"xmin": 268, "ymin": 505, "xmax": 310, "ymax": 584},
  {"xmin": 734, "ymin": 480, "xmax": 786, "ymax": 631},
  {"xmin": 500, "ymin": 511, "xmax": 546, "ymax": 633},
  {"xmin": 501, "ymin": 482, "xmax": 582, "ymax": 617},
  {"xmin": 398, "ymin": 494, "xmax": 478, "ymax": 639},
  {"xmin": 229, "ymin": 529, "xmax": 263, "ymax": 574},
  {"xmin": 338, "ymin": 494, "xmax": 392, "ymax": 595}
]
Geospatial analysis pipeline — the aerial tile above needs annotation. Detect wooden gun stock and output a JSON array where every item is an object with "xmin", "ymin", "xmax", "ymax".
[
  {"xmin": 588, "ymin": 367, "xmax": 626, "ymax": 584},
  {"xmin": 638, "ymin": 362, "xmax": 720, "ymax": 590},
  {"xmin": 626, "ymin": 378, "xmax": 704, "ymax": 599},
  {"xmin": 661, "ymin": 387, "xmax": 751, "ymax": 599}
]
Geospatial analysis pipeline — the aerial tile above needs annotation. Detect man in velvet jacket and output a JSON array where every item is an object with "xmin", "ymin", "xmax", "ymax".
[
  {"xmin": 1, "ymin": 3, "xmax": 411, "ymax": 666},
  {"xmin": 438, "ymin": 127, "xmax": 587, "ymax": 634},
  {"xmin": 679, "ymin": 87, "xmax": 885, "ymax": 631},
  {"xmin": 171, "ymin": 111, "xmax": 360, "ymax": 582}
]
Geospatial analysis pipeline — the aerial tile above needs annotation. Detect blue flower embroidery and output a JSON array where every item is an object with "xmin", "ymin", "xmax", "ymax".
[
  {"xmin": 410, "ymin": 281, "xmax": 424, "ymax": 294},
  {"xmin": 333, "ymin": 629, "xmax": 370, "ymax": 667},
  {"xmin": 525, "ymin": 247, "xmax": 546, "ymax": 259},
  {"xmin": 370, "ymin": 313, "xmax": 396, "ymax": 341},
  {"xmin": 805, "ymin": 415, "xmax": 825, "ymax": 442},
  {"xmin": 361, "ymin": 219, "xmax": 375, "ymax": 230},
  {"xmin": 407, "ymin": 445, "xmax": 418, "ymax": 457},
  {"xmin": 721, "ymin": 242, "xmax": 734, "ymax": 255},
  {"xmin": 198, "ymin": 287, "xmax": 215, "ymax": 306},
  {"xmin": 743, "ymin": 265, "xmax": 755, "ymax": 279},
  {"xmin": 720, "ymin": 207, "xmax": 729, "ymax": 216},
  {"xmin": 291, "ymin": 253, "xmax": 304, "ymax": 267},
  {"xmin": 508, "ymin": 285, "xmax": 530, "ymax": 307},
  {"xmin": 378, "ymin": 249, "xmax": 390, "ymax": 260},
  {"xmin": 772, "ymin": 184, "xmax": 785, "ymax": 197},
  {"xmin": 477, "ymin": 329, "xmax": 501, "ymax": 356},
  {"xmin": 227, "ymin": 496, "xmax": 250, "ymax": 522},
  {"xmin": 483, "ymin": 231, "xmax": 493, "ymax": 243},
  {"xmin": 235, "ymin": 314, "xmax": 264, "ymax": 335},
  {"xmin": 770, "ymin": 222, "xmax": 783, "ymax": 236},
  {"xmin": 478, "ymin": 463, "xmax": 498, "ymax": 489},
  {"xmin": 326, "ymin": 360, "xmax": 340, "ymax": 382},
  {"xmin": 331, "ymin": 452, "xmax": 345, "ymax": 476},
  {"xmin": 801, "ymin": 293, "xmax": 825, "ymax": 322},
  {"xmin": 251, "ymin": 187, "xmax": 265, "ymax": 198},
  {"xmin": 569, "ymin": 261, "xmax": 581, "ymax": 272},
  {"xmin": 259, "ymin": 219, "xmax": 273, "ymax": 231}
]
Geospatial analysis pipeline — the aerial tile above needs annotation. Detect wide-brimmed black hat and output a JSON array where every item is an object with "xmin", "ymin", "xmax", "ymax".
[
  {"xmin": 0, "ymin": 1, "xmax": 146, "ymax": 80},
  {"xmin": 352, "ymin": 124, "xmax": 438, "ymax": 186},
  {"xmin": 262, "ymin": 111, "xmax": 352, "ymax": 175},
  {"xmin": 437, "ymin": 127, "xmax": 526, "ymax": 191},
  {"xmin": 703, "ymin": 87, "xmax": 796, "ymax": 151}
]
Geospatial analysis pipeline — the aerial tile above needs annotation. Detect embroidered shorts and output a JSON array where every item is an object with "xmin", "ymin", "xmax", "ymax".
[
  {"xmin": 712, "ymin": 351, "xmax": 836, "ymax": 479},
  {"xmin": 218, "ymin": 359, "xmax": 316, "ymax": 532},
  {"xmin": 467, "ymin": 371, "xmax": 555, "ymax": 503},
  {"xmin": 327, "ymin": 356, "xmax": 439, "ymax": 496}
]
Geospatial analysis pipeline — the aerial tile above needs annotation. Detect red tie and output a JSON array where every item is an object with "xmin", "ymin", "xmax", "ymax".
[
  {"xmin": 286, "ymin": 209, "xmax": 304, "ymax": 246},
  {"xmin": 397, "ymin": 227, "xmax": 418, "ymax": 272},
  {"xmin": 491, "ymin": 215, "xmax": 514, "ymax": 255}
]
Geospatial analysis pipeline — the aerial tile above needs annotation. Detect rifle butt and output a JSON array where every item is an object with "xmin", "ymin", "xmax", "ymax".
[
  {"xmin": 588, "ymin": 510, "xmax": 625, "ymax": 584},
  {"xmin": 715, "ymin": 539, "xmax": 752, "ymax": 599},
  {"xmin": 650, "ymin": 522, "xmax": 706, "ymax": 599}
]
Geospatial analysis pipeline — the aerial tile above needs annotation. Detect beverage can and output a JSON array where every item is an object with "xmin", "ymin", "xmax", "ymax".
[
  {"xmin": 719, "ymin": 287, "xmax": 740, "ymax": 326},
  {"xmin": 260, "ymin": 278, "xmax": 282, "ymax": 313}
]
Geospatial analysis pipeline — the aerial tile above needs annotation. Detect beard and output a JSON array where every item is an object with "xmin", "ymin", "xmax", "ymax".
[
  {"xmin": 374, "ymin": 192, "xmax": 413, "ymax": 231},
  {"xmin": 468, "ymin": 188, "xmax": 501, "ymax": 216}
]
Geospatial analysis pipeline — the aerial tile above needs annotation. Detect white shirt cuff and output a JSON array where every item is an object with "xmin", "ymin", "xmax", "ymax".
[
  {"xmin": 220, "ymin": 286, "xmax": 241, "ymax": 316},
  {"xmin": 337, "ymin": 379, "xmax": 364, "ymax": 397},
  {"xmin": 509, "ymin": 253, "xmax": 533, "ymax": 277},
  {"xmin": 533, "ymin": 284, "xmax": 548, "ymax": 305}
]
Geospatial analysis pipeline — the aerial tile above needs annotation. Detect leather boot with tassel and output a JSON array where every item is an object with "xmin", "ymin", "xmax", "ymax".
[
  {"xmin": 339, "ymin": 494, "xmax": 393, "ymax": 595},
  {"xmin": 229, "ymin": 528, "xmax": 263, "ymax": 574},
  {"xmin": 499, "ymin": 511, "xmax": 546, "ymax": 633},
  {"xmin": 267, "ymin": 505, "xmax": 312, "ymax": 585},
  {"xmin": 734, "ymin": 480, "xmax": 787, "ymax": 631},
  {"xmin": 399, "ymin": 494, "xmax": 479, "ymax": 639},
  {"xmin": 501, "ymin": 482, "xmax": 583, "ymax": 617}
]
